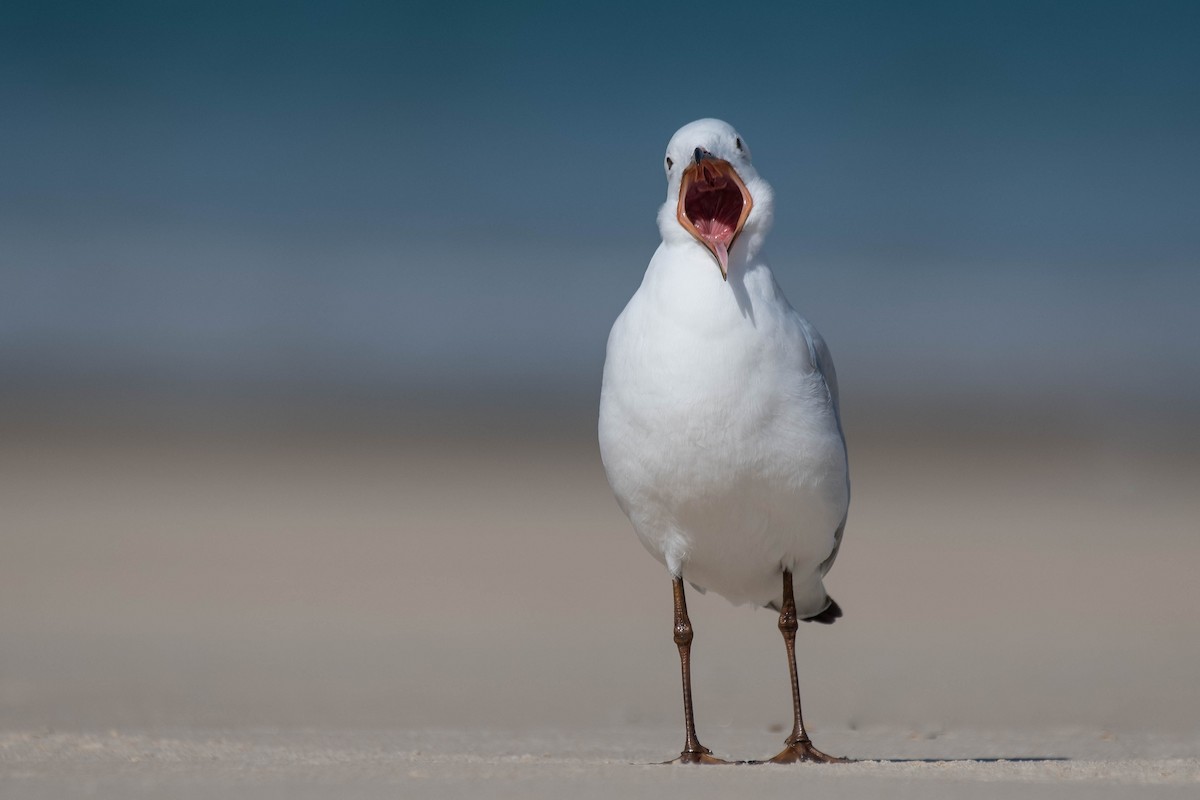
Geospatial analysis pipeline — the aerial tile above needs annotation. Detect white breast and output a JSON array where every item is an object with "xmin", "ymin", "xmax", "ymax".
[{"xmin": 599, "ymin": 244, "xmax": 848, "ymax": 612}]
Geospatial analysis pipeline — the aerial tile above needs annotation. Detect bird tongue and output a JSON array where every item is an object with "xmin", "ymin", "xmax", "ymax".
[
  {"xmin": 691, "ymin": 217, "xmax": 732, "ymax": 274},
  {"xmin": 685, "ymin": 165, "xmax": 740, "ymax": 275},
  {"xmin": 713, "ymin": 241, "xmax": 729, "ymax": 273}
]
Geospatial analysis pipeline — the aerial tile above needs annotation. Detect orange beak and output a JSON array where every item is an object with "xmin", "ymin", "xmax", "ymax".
[{"xmin": 676, "ymin": 150, "xmax": 753, "ymax": 279}]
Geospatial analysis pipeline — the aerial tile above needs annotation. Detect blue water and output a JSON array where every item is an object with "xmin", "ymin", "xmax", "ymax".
[{"xmin": 3, "ymin": 1, "xmax": 1198, "ymax": 411}]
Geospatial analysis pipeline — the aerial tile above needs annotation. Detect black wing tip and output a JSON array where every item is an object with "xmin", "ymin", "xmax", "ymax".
[
  {"xmin": 803, "ymin": 596, "xmax": 843, "ymax": 625},
  {"xmin": 764, "ymin": 596, "xmax": 843, "ymax": 624}
]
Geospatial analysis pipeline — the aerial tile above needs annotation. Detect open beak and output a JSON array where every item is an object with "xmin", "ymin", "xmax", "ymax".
[{"xmin": 676, "ymin": 148, "xmax": 753, "ymax": 280}]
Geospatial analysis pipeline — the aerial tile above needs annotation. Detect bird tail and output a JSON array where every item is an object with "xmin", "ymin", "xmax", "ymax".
[
  {"xmin": 803, "ymin": 596, "xmax": 842, "ymax": 625},
  {"xmin": 766, "ymin": 595, "xmax": 843, "ymax": 624}
]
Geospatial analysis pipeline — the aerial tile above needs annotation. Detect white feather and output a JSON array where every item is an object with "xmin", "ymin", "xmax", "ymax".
[{"xmin": 598, "ymin": 119, "xmax": 848, "ymax": 614}]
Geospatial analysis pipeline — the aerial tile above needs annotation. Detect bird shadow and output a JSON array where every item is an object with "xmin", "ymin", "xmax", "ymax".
[
  {"xmin": 640, "ymin": 756, "xmax": 1071, "ymax": 766},
  {"xmin": 727, "ymin": 267, "xmax": 755, "ymax": 322},
  {"xmin": 858, "ymin": 757, "xmax": 1071, "ymax": 764}
]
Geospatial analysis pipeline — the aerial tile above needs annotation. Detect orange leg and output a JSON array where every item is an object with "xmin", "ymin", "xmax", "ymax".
[
  {"xmin": 665, "ymin": 576, "xmax": 729, "ymax": 764},
  {"xmin": 762, "ymin": 570, "xmax": 850, "ymax": 764}
]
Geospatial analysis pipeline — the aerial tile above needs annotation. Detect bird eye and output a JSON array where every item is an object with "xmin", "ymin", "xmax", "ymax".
[
  {"xmin": 666, "ymin": 156, "xmax": 674, "ymax": 170},
  {"xmin": 735, "ymin": 137, "xmax": 743, "ymax": 151}
]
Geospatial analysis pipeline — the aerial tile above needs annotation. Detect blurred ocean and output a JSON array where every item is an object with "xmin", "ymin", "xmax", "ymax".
[{"xmin": 3, "ymin": 1, "xmax": 1198, "ymax": 430}]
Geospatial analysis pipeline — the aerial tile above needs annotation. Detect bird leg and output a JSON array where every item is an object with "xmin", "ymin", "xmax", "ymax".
[
  {"xmin": 664, "ymin": 576, "xmax": 729, "ymax": 764},
  {"xmin": 761, "ymin": 570, "xmax": 850, "ymax": 764}
]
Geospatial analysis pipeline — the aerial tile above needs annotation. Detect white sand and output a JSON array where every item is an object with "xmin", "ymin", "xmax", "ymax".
[
  {"xmin": 4, "ymin": 728, "xmax": 1198, "ymax": 798},
  {"xmin": 2, "ymin": 418, "xmax": 1198, "ymax": 796}
]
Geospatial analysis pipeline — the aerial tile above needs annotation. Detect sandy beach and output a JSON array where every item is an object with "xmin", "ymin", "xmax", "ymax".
[{"xmin": 2, "ymin": 408, "xmax": 1198, "ymax": 797}]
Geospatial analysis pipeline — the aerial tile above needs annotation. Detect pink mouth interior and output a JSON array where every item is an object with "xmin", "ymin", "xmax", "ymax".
[{"xmin": 683, "ymin": 162, "xmax": 745, "ymax": 270}]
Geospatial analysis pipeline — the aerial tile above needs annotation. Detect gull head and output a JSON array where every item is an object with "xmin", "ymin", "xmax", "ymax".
[{"xmin": 658, "ymin": 118, "xmax": 774, "ymax": 280}]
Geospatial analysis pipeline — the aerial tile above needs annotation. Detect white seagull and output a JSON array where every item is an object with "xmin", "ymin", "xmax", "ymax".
[{"xmin": 598, "ymin": 119, "xmax": 850, "ymax": 764}]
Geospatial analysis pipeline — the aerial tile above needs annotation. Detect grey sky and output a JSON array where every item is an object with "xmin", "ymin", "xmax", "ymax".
[{"xmin": 3, "ymin": 1, "xmax": 1198, "ymax": 414}]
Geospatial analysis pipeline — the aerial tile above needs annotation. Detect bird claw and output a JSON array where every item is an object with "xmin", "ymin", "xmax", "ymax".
[
  {"xmin": 664, "ymin": 746, "xmax": 732, "ymax": 765},
  {"xmin": 758, "ymin": 739, "xmax": 852, "ymax": 764}
]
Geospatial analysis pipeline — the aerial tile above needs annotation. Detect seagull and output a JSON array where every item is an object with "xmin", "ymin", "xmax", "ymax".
[{"xmin": 598, "ymin": 119, "xmax": 850, "ymax": 765}]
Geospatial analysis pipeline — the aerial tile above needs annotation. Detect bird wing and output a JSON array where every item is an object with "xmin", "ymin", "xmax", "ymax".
[
  {"xmin": 796, "ymin": 315, "xmax": 841, "ymax": 419},
  {"xmin": 795, "ymin": 314, "xmax": 848, "ymax": 579}
]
